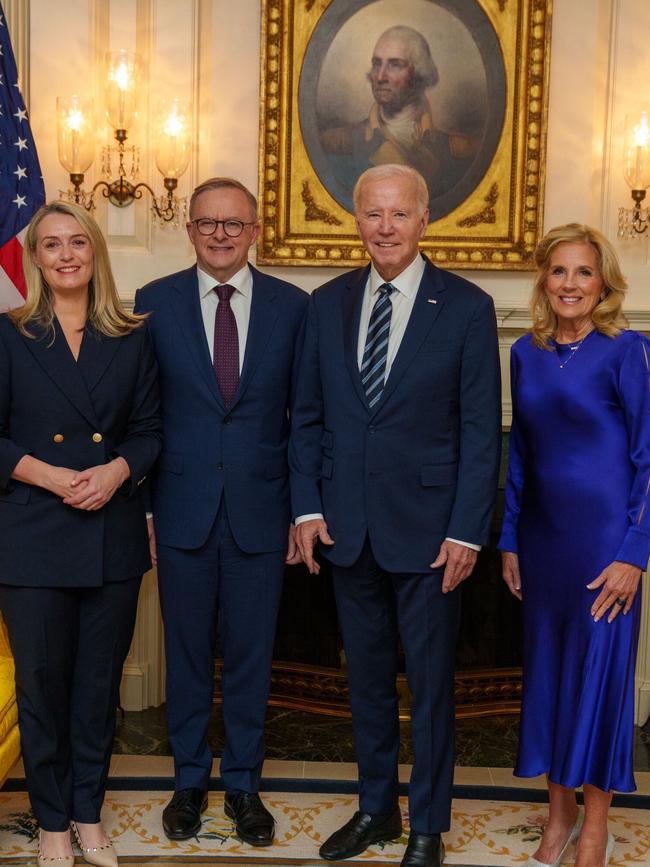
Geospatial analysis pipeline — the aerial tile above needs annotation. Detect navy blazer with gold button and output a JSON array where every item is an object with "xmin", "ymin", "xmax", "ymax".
[{"xmin": 0, "ymin": 313, "xmax": 162, "ymax": 587}]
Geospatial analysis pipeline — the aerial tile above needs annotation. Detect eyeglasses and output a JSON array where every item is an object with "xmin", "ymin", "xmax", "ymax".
[{"xmin": 190, "ymin": 218, "xmax": 255, "ymax": 238}]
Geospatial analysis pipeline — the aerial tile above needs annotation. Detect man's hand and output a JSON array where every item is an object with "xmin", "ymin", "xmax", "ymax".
[
  {"xmin": 63, "ymin": 458, "xmax": 130, "ymax": 511},
  {"xmin": 587, "ymin": 560, "xmax": 641, "ymax": 623},
  {"xmin": 295, "ymin": 518, "xmax": 334, "ymax": 574},
  {"xmin": 147, "ymin": 516, "xmax": 157, "ymax": 567},
  {"xmin": 430, "ymin": 539, "xmax": 477, "ymax": 593},
  {"xmin": 285, "ymin": 523, "xmax": 302, "ymax": 566},
  {"xmin": 501, "ymin": 551, "xmax": 522, "ymax": 601}
]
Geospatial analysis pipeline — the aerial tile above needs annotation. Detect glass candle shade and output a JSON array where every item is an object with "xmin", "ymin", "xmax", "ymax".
[
  {"xmin": 56, "ymin": 95, "xmax": 95, "ymax": 174},
  {"xmin": 155, "ymin": 98, "xmax": 192, "ymax": 178},
  {"xmin": 623, "ymin": 112, "xmax": 650, "ymax": 191},
  {"xmin": 106, "ymin": 50, "xmax": 142, "ymax": 131}
]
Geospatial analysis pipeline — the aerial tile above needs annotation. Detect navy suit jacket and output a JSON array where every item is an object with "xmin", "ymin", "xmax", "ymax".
[
  {"xmin": 290, "ymin": 257, "xmax": 502, "ymax": 573},
  {"xmin": 134, "ymin": 264, "xmax": 308, "ymax": 553},
  {"xmin": 0, "ymin": 315, "xmax": 162, "ymax": 587}
]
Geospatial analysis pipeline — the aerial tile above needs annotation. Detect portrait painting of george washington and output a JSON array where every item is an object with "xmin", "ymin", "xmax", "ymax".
[{"xmin": 299, "ymin": 0, "xmax": 506, "ymax": 221}]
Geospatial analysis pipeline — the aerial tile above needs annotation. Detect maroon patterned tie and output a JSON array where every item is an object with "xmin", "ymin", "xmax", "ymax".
[{"xmin": 213, "ymin": 283, "xmax": 239, "ymax": 406}]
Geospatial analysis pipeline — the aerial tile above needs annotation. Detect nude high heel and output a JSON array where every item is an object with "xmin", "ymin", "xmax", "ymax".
[
  {"xmin": 37, "ymin": 830, "xmax": 74, "ymax": 867},
  {"xmin": 523, "ymin": 811, "xmax": 584, "ymax": 867},
  {"xmin": 71, "ymin": 822, "xmax": 118, "ymax": 867}
]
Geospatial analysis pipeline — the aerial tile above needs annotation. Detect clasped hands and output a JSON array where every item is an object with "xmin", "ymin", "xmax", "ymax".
[
  {"xmin": 51, "ymin": 458, "xmax": 130, "ymax": 511},
  {"xmin": 295, "ymin": 519, "xmax": 476, "ymax": 591}
]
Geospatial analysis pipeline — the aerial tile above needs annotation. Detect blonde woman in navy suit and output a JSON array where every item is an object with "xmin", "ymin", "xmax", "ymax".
[{"xmin": 0, "ymin": 202, "xmax": 161, "ymax": 867}]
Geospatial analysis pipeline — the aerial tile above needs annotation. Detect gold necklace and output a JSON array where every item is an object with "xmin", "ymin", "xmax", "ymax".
[{"xmin": 554, "ymin": 329, "xmax": 594, "ymax": 369}]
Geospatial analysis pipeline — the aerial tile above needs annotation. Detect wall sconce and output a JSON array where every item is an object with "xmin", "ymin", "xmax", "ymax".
[
  {"xmin": 57, "ymin": 50, "xmax": 191, "ymax": 227},
  {"xmin": 618, "ymin": 111, "xmax": 650, "ymax": 239}
]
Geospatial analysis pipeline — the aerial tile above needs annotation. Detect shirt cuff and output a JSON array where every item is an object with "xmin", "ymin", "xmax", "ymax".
[
  {"xmin": 295, "ymin": 513, "xmax": 324, "ymax": 525},
  {"xmin": 446, "ymin": 537, "xmax": 481, "ymax": 552}
]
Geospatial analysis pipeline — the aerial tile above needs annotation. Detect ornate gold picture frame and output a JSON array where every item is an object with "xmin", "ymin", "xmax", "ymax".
[{"xmin": 258, "ymin": 0, "xmax": 552, "ymax": 270}]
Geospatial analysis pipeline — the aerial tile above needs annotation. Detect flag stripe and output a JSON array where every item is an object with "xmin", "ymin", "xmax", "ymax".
[
  {"xmin": 0, "ymin": 2, "xmax": 46, "ymax": 310},
  {"xmin": 0, "ymin": 265, "xmax": 24, "ymax": 310},
  {"xmin": 0, "ymin": 236, "xmax": 26, "ymax": 298}
]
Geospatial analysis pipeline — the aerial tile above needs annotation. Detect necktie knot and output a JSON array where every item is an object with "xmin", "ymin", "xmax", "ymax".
[
  {"xmin": 215, "ymin": 283, "xmax": 235, "ymax": 303},
  {"xmin": 378, "ymin": 282, "xmax": 396, "ymax": 297}
]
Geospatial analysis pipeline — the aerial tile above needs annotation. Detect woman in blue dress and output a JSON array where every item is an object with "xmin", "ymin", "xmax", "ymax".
[{"xmin": 499, "ymin": 224, "xmax": 650, "ymax": 867}]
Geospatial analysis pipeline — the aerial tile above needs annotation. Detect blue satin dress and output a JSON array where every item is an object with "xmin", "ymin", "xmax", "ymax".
[{"xmin": 499, "ymin": 329, "xmax": 650, "ymax": 792}]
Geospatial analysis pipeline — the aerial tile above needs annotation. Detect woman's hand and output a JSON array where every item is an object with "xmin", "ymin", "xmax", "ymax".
[
  {"xmin": 502, "ymin": 550, "xmax": 522, "ymax": 600},
  {"xmin": 587, "ymin": 560, "xmax": 642, "ymax": 622},
  {"xmin": 12, "ymin": 455, "xmax": 85, "ymax": 500},
  {"xmin": 63, "ymin": 457, "xmax": 130, "ymax": 511}
]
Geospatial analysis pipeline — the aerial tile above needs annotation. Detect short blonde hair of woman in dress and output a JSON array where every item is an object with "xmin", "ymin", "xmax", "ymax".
[
  {"xmin": 11, "ymin": 200, "xmax": 145, "ymax": 339},
  {"xmin": 530, "ymin": 223, "xmax": 628, "ymax": 348}
]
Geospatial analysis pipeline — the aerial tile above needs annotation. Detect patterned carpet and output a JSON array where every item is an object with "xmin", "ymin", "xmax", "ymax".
[{"xmin": 0, "ymin": 790, "xmax": 648, "ymax": 866}]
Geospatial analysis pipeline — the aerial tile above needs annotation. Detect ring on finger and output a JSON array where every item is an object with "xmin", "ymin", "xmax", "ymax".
[{"xmin": 615, "ymin": 597, "xmax": 625, "ymax": 606}]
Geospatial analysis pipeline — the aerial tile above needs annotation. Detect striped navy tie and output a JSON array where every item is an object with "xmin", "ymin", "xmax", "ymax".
[{"xmin": 361, "ymin": 282, "xmax": 395, "ymax": 408}]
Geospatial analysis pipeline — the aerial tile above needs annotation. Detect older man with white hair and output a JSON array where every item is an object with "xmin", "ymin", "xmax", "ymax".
[{"xmin": 290, "ymin": 164, "xmax": 501, "ymax": 867}]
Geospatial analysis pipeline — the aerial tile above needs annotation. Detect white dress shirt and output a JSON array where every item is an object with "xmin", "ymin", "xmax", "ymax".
[
  {"xmin": 197, "ymin": 263, "xmax": 252, "ymax": 372},
  {"xmin": 296, "ymin": 253, "xmax": 479, "ymax": 552},
  {"xmin": 356, "ymin": 254, "xmax": 425, "ymax": 374}
]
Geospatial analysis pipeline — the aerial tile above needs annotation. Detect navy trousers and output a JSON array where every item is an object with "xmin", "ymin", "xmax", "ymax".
[
  {"xmin": 157, "ymin": 503, "xmax": 285, "ymax": 793},
  {"xmin": 0, "ymin": 578, "xmax": 141, "ymax": 830},
  {"xmin": 331, "ymin": 539, "xmax": 461, "ymax": 834}
]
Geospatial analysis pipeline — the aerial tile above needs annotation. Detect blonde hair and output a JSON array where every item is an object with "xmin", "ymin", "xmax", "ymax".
[
  {"xmin": 530, "ymin": 223, "xmax": 628, "ymax": 348},
  {"xmin": 353, "ymin": 164, "xmax": 429, "ymax": 213},
  {"xmin": 10, "ymin": 201, "xmax": 145, "ymax": 339}
]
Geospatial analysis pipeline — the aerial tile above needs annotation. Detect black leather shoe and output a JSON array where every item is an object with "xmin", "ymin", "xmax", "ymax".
[
  {"xmin": 319, "ymin": 808, "xmax": 402, "ymax": 860},
  {"xmin": 400, "ymin": 832, "xmax": 445, "ymax": 867},
  {"xmin": 162, "ymin": 787, "xmax": 208, "ymax": 840},
  {"xmin": 224, "ymin": 791, "xmax": 275, "ymax": 846}
]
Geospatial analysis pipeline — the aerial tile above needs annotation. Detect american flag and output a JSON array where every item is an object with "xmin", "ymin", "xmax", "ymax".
[{"xmin": 0, "ymin": 2, "xmax": 45, "ymax": 312}]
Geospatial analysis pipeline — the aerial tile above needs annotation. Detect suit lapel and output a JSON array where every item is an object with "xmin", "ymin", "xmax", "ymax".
[
  {"xmin": 77, "ymin": 323, "xmax": 122, "ymax": 394},
  {"xmin": 233, "ymin": 266, "xmax": 279, "ymax": 406},
  {"xmin": 169, "ymin": 266, "xmax": 224, "ymax": 409},
  {"xmin": 343, "ymin": 265, "xmax": 371, "ymax": 409},
  {"xmin": 23, "ymin": 320, "xmax": 100, "ymax": 429},
  {"xmin": 373, "ymin": 258, "xmax": 446, "ymax": 413}
]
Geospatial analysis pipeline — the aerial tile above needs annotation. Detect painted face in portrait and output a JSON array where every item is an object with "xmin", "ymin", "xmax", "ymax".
[
  {"xmin": 355, "ymin": 173, "xmax": 428, "ymax": 281},
  {"xmin": 544, "ymin": 241, "xmax": 606, "ymax": 335},
  {"xmin": 32, "ymin": 213, "xmax": 94, "ymax": 296},
  {"xmin": 368, "ymin": 36, "xmax": 418, "ymax": 116},
  {"xmin": 187, "ymin": 187, "xmax": 261, "ymax": 284}
]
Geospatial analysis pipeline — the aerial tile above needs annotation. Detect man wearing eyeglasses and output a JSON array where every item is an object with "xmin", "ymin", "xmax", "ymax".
[{"xmin": 134, "ymin": 178, "xmax": 308, "ymax": 847}]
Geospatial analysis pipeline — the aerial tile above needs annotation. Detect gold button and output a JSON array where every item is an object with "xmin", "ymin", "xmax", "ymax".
[
  {"xmin": 92, "ymin": 432, "xmax": 103, "ymax": 443},
  {"xmin": 53, "ymin": 433, "xmax": 64, "ymax": 443}
]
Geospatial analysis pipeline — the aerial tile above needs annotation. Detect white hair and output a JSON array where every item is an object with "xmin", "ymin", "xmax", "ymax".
[
  {"xmin": 373, "ymin": 25, "xmax": 439, "ymax": 87},
  {"xmin": 353, "ymin": 164, "xmax": 430, "ymax": 213}
]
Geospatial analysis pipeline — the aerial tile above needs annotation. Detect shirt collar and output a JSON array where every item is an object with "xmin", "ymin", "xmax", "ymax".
[
  {"xmin": 369, "ymin": 253, "xmax": 425, "ymax": 300},
  {"xmin": 197, "ymin": 263, "xmax": 252, "ymax": 300}
]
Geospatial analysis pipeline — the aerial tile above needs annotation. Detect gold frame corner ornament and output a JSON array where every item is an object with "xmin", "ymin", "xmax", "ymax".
[{"xmin": 258, "ymin": 0, "xmax": 552, "ymax": 270}]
